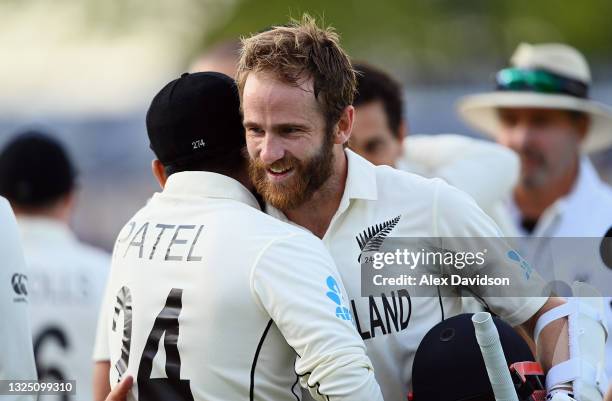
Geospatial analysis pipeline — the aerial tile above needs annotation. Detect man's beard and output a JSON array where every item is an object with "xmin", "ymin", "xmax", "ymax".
[
  {"xmin": 519, "ymin": 147, "xmax": 550, "ymax": 188},
  {"xmin": 249, "ymin": 134, "xmax": 334, "ymax": 211}
]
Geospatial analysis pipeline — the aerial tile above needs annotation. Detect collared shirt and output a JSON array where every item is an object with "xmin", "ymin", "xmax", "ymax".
[
  {"xmin": 0, "ymin": 197, "xmax": 37, "ymax": 401},
  {"xmin": 509, "ymin": 157, "xmax": 612, "ymax": 238},
  {"xmin": 397, "ymin": 134, "xmax": 519, "ymax": 236},
  {"xmin": 508, "ymin": 157, "xmax": 612, "ymax": 378},
  {"xmin": 17, "ymin": 215, "xmax": 110, "ymax": 401},
  {"xmin": 269, "ymin": 149, "xmax": 547, "ymax": 401},
  {"xmin": 97, "ymin": 171, "xmax": 382, "ymax": 401}
]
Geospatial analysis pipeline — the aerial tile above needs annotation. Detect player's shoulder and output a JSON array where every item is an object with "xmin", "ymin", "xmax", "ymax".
[
  {"xmin": 250, "ymin": 216, "xmax": 331, "ymax": 276},
  {"xmin": 371, "ymin": 161, "xmax": 447, "ymax": 207},
  {"xmin": 372, "ymin": 162, "xmax": 485, "ymax": 235},
  {"xmin": 0, "ymin": 196, "xmax": 15, "ymax": 223},
  {"xmin": 347, "ymin": 149, "xmax": 472, "ymax": 217},
  {"xmin": 0, "ymin": 197, "xmax": 26, "ymax": 270},
  {"xmin": 371, "ymin": 158, "xmax": 477, "ymax": 205},
  {"xmin": 142, "ymin": 188, "xmax": 314, "ymax": 245},
  {"xmin": 240, "ymin": 203, "xmax": 315, "ymax": 242},
  {"xmin": 0, "ymin": 196, "xmax": 25, "ymax": 244},
  {"xmin": 346, "ymin": 149, "xmax": 440, "ymax": 195}
]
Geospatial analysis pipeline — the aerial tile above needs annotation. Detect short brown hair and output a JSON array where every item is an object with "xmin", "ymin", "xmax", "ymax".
[
  {"xmin": 354, "ymin": 62, "xmax": 405, "ymax": 139},
  {"xmin": 237, "ymin": 15, "xmax": 356, "ymax": 130}
]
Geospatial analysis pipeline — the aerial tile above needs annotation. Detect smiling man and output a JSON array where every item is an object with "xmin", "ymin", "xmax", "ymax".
[
  {"xmin": 458, "ymin": 43, "xmax": 612, "ymax": 239},
  {"xmin": 237, "ymin": 17, "xmax": 605, "ymax": 401}
]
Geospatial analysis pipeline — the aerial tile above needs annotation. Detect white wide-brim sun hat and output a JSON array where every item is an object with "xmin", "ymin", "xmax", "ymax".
[{"xmin": 457, "ymin": 43, "xmax": 612, "ymax": 154}]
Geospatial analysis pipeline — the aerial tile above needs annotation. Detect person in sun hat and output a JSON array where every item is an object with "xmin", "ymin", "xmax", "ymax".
[{"xmin": 457, "ymin": 43, "xmax": 612, "ymax": 380}]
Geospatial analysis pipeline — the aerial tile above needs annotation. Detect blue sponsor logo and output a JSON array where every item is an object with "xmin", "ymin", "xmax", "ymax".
[
  {"xmin": 507, "ymin": 250, "xmax": 533, "ymax": 279},
  {"xmin": 325, "ymin": 276, "xmax": 352, "ymax": 321}
]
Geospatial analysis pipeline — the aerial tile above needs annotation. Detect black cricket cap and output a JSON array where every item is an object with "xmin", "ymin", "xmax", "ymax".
[
  {"xmin": 146, "ymin": 71, "xmax": 245, "ymax": 168},
  {"xmin": 0, "ymin": 131, "xmax": 76, "ymax": 207},
  {"xmin": 411, "ymin": 313, "xmax": 534, "ymax": 401}
]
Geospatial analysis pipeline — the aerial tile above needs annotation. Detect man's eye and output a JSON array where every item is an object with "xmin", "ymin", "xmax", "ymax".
[
  {"xmin": 248, "ymin": 127, "xmax": 264, "ymax": 135},
  {"xmin": 500, "ymin": 115, "xmax": 518, "ymax": 127},
  {"xmin": 531, "ymin": 115, "xmax": 552, "ymax": 127}
]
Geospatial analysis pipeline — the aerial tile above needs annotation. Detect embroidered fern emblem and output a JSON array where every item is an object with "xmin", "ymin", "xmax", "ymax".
[{"xmin": 356, "ymin": 215, "xmax": 401, "ymax": 262}]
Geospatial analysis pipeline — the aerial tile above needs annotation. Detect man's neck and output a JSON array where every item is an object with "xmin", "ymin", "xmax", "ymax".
[
  {"xmin": 285, "ymin": 148, "xmax": 348, "ymax": 239},
  {"xmin": 514, "ymin": 160, "xmax": 579, "ymax": 222},
  {"xmin": 13, "ymin": 203, "xmax": 72, "ymax": 225}
]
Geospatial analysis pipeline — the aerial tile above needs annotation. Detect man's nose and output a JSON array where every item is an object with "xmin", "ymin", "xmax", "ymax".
[
  {"xmin": 259, "ymin": 134, "xmax": 285, "ymax": 165},
  {"xmin": 509, "ymin": 122, "xmax": 532, "ymax": 152}
]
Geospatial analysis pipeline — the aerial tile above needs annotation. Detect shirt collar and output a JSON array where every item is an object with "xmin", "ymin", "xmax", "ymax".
[
  {"xmin": 161, "ymin": 171, "xmax": 261, "ymax": 210},
  {"xmin": 343, "ymin": 149, "xmax": 378, "ymax": 201},
  {"xmin": 557, "ymin": 157, "xmax": 602, "ymax": 214}
]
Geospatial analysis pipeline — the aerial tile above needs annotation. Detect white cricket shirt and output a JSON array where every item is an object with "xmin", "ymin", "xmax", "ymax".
[
  {"xmin": 17, "ymin": 216, "xmax": 110, "ymax": 401},
  {"xmin": 99, "ymin": 172, "xmax": 382, "ymax": 401},
  {"xmin": 269, "ymin": 150, "xmax": 548, "ymax": 401},
  {"xmin": 397, "ymin": 134, "xmax": 519, "ymax": 236},
  {"xmin": 0, "ymin": 197, "xmax": 37, "ymax": 401}
]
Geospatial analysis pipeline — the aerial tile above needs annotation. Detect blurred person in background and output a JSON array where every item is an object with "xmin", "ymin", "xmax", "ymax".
[
  {"xmin": 0, "ymin": 132, "xmax": 110, "ymax": 401},
  {"xmin": 0, "ymin": 195, "xmax": 37, "ymax": 401},
  {"xmin": 458, "ymin": 42, "xmax": 612, "ymax": 379},
  {"xmin": 188, "ymin": 39, "xmax": 240, "ymax": 78},
  {"xmin": 349, "ymin": 62, "xmax": 519, "ymax": 237}
]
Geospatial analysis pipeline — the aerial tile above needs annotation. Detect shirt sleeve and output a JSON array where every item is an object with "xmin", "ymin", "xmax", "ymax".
[
  {"xmin": 0, "ymin": 198, "xmax": 38, "ymax": 399},
  {"xmin": 251, "ymin": 233, "xmax": 383, "ymax": 401},
  {"xmin": 404, "ymin": 134, "xmax": 519, "ymax": 210},
  {"xmin": 433, "ymin": 181, "xmax": 548, "ymax": 326}
]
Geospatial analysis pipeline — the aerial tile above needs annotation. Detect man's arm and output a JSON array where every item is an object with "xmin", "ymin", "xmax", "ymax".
[
  {"xmin": 521, "ymin": 288, "xmax": 608, "ymax": 400},
  {"xmin": 521, "ymin": 297, "xmax": 570, "ymax": 373},
  {"xmin": 92, "ymin": 267, "xmax": 113, "ymax": 401},
  {"xmin": 93, "ymin": 361, "xmax": 111, "ymax": 401},
  {"xmin": 604, "ymin": 385, "xmax": 612, "ymax": 401},
  {"xmin": 251, "ymin": 233, "xmax": 383, "ymax": 401}
]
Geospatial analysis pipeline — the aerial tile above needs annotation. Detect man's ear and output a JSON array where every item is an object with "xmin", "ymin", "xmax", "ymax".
[
  {"xmin": 151, "ymin": 159, "xmax": 168, "ymax": 189},
  {"xmin": 397, "ymin": 119, "xmax": 408, "ymax": 146},
  {"xmin": 576, "ymin": 114, "xmax": 590, "ymax": 142},
  {"xmin": 334, "ymin": 105, "xmax": 354, "ymax": 145}
]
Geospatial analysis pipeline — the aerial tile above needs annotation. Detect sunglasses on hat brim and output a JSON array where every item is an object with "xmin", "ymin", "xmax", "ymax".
[{"xmin": 495, "ymin": 67, "xmax": 588, "ymax": 99}]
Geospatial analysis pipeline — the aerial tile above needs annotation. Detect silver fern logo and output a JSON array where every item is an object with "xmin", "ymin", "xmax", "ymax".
[{"xmin": 356, "ymin": 215, "xmax": 401, "ymax": 262}]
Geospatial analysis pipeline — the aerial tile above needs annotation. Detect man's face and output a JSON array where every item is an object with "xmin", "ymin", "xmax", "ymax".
[
  {"xmin": 349, "ymin": 100, "xmax": 403, "ymax": 167},
  {"xmin": 497, "ymin": 107, "xmax": 586, "ymax": 188},
  {"xmin": 242, "ymin": 72, "xmax": 335, "ymax": 210}
]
